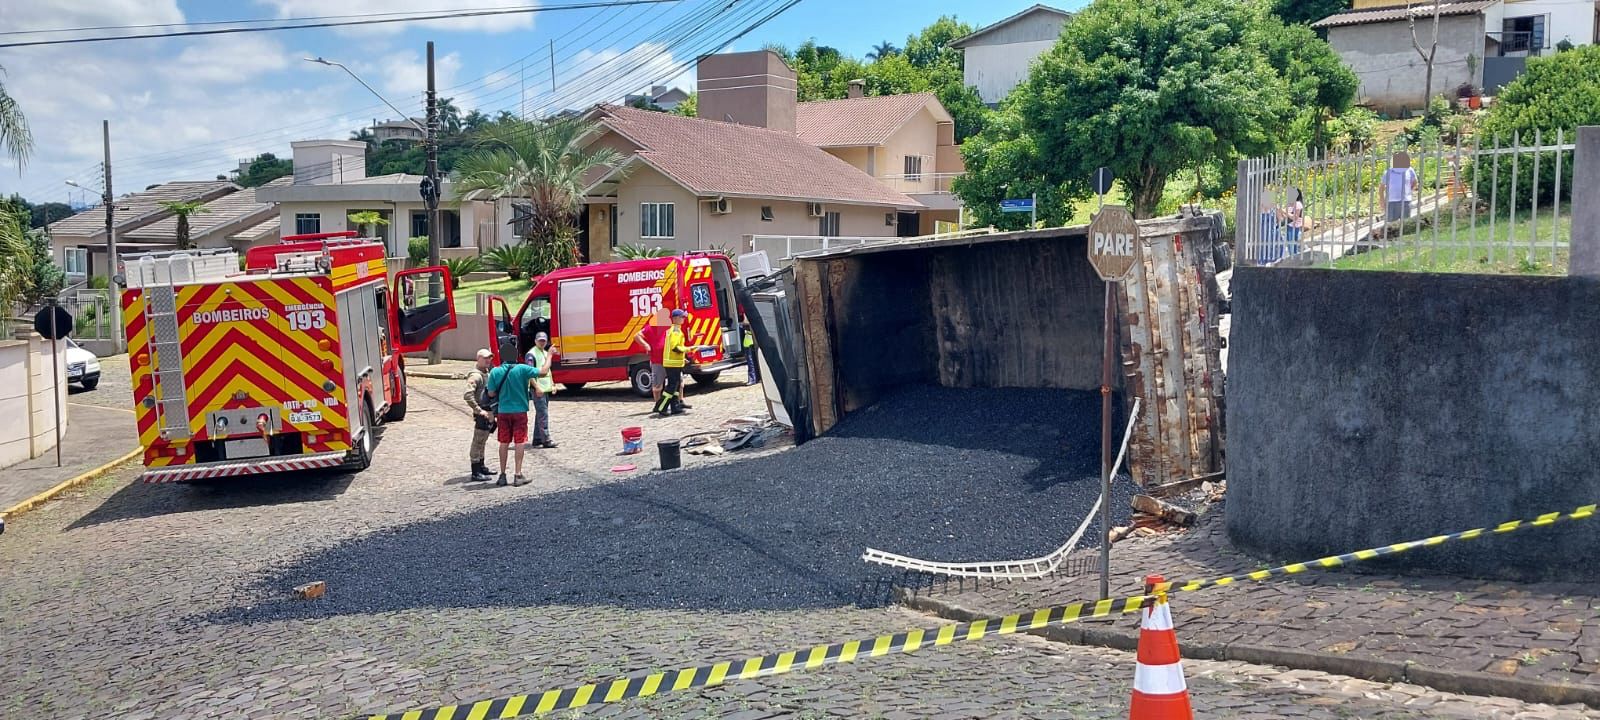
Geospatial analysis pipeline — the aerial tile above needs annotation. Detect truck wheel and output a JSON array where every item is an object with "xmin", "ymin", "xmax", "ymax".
[
  {"xmin": 690, "ymin": 371, "xmax": 721, "ymax": 386},
  {"xmin": 346, "ymin": 400, "xmax": 375, "ymax": 471},
  {"xmin": 629, "ymin": 364, "xmax": 653, "ymax": 398},
  {"xmin": 562, "ymin": 383, "xmax": 587, "ymax": 392},
  {"xmin": 384, "ymin": 371, "xmax": 408, "ymax": 421}
]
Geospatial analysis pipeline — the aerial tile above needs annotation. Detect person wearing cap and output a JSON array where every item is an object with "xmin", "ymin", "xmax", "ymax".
[
  {"xmin": 463, "ymin": 348, "xmax": 497, "ymax": 481},
  {"xmin": 655, "ymin": 308, "xmax": 709, "ymax": 416},
  {"xmin": 634, "ymin": 308, "xmax": 670, "ymax": 406},
  {"xmin": 486, "ymin": 337, "xmax": 538, "ymax": 486},
  {"xmin": 523, "ymin": 331, "xmax": 559, "ymax": 449}
]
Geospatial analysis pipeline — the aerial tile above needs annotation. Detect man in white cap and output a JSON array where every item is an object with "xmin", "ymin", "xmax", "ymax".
[
  {"xmin": 524, "ymin": 332, "xmax": 558, "ymax": 449},
  {"xmin": 463, "ymin": 348, "xmax": 496, "ymax": 481}
]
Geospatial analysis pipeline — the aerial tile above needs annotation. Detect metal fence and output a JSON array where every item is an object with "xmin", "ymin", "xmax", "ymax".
[
  {"xmin": 59, "ymin": 287, "xmax": 116, "ymax": 341},
  {"xmin": 1236, "ymin": 130, "xmax": 1578, "ymax": 275}
]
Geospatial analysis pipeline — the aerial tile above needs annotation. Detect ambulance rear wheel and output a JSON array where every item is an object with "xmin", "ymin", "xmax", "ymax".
[
  {"xmin": 690, "ymin": 371, "xmax": 721, "ymax": 386},
  {"xmin": 629, "ymin": 364, "xmax": 653, "ymax": 398}
]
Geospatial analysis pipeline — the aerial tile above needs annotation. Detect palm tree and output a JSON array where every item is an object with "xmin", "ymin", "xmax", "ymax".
[
  {"xmin": 159, "ymin": 200, "xmax": 212, "ymax": 250},
  {"xmin": 0, "ymin": 63, "xmax": 33, "ymax": 169},
  {"xmin": 867, "ymin": 41, "xmax": 899, "ymax": 62},
  {"xmin": 452, "ymin": 118, "xmax": 627, "ymax": 275},
  {"xmin": 437, "ymin": 97, "xmax": 463, "ymax": 135},
  {"xmin": 347, "ymin": 210, "xmax": 389, "ymax": 239}
]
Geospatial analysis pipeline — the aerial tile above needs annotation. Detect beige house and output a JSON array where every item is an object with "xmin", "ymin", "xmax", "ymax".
[
  {"xmin": 119, "ymin": 183, "xmax": 280, "ymax": 253},
  {"xmin": 48, "ymin": 180, "xmax": 238, "ymax": 283},
  {"xmin": 796, "ymin": 89, "xmax": 966, "ymax": 235}
]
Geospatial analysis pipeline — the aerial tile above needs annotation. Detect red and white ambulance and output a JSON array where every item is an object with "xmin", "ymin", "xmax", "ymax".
[{"xmin": 486, "ymin": 253, "xmax": 747, "ymax": 395}]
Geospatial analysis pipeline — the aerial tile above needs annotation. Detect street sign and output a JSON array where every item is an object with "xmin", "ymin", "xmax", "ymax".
[
  {"xmin": 1091, "ymin": 167, "xmax": 1114, "ymax": 196},
  {"xmin": 33, "ymin": 305, "xmax": 73, "ymax": 340},
  {"xmin": 1086, "ymin": 205, "xmax": 1139, "ymax": 281},
  {"xmin": 1000, "ymin": 198, "xmax": 1035, "ymax": 213}
]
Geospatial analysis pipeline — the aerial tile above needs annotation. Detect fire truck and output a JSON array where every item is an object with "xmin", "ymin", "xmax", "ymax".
[
  {"xmin": 120, "ymin": 232, "xmax": 456, "ymax": 482},
  {"xmin": 486, "ymin": 253, "xmax": 747, "ymax": 395}
]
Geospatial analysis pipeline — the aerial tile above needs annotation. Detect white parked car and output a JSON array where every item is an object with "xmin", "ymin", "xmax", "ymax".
[{"xmin": 65, "ymin": 337, "xmax": 101, "ymax": 390}]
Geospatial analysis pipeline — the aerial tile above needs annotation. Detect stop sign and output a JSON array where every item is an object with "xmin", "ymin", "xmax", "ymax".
[{"xmin": 1086, "ymin": 205, "xmax": 1140, "ymax": 281}]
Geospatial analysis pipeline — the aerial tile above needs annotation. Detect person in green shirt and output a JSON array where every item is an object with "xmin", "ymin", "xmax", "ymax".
[
  {"xmin": 655, "ymin": 309, "xmax": 709, "ymax": 416},
  {"xmin": 486, "ymin": 338, "xmax": 538, "ymax": 486},
  {"xmin": 741, "ymin": 319, "xmax": 758, "ymax": 386},
  {"xmin": 523, "ymin": 332, "xmax": 558, "ymax": 449}
]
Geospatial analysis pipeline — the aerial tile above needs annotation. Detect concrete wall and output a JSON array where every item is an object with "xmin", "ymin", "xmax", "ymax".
[
  {"xmin": 1227, "ymin": 268, "xmax": 1600, "ymax": 581},
  {"xmin": 291, "ymin": 140, "xmax": 367, "ymax": 185},
  {"xmin": 0, "ymin": 332, "xmax": 68, "ymax": 469},
  {"xmin": 405, "ymin": 311, "xmax": 492, "ymax": 362},
  {"xmin": 962, "ymin": 40, "xmax": 1056, "ymax": 105},
  {"xmin": 881, "ymin": 108, "xmax": 940, "ymax": 192},
  {"xmin": 613, "ymin": 164, "xmax": 701, "ymax": 253},
  {"xmin": 695, "ymin": 50, "xmax": 798, "ymax": 132},
  {"xmin": 274, "ymin": 200, "xmax": 476, "ymax": 256},
  {"xmin": 1328, "ymin": 14, "xmax": 1485, "ymax": 114}
]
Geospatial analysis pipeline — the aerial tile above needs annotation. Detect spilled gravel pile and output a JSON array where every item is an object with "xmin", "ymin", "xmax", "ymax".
[{"xmin": 218, "ymin": 386, "xmax": 1134, "ymax": 620}]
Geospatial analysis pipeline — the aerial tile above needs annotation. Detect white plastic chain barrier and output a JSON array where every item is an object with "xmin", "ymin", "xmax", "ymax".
[{"xmin": 860, "ymin": 398, "xmax": 1142, "ymax": 580}]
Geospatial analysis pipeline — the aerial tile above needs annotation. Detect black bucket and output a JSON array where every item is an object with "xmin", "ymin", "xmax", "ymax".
[{"xmin": 657, "ymin": 439, "xmax": 682, "ymax": 470}]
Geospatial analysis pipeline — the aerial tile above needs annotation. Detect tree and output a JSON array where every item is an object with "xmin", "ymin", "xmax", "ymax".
[
  {"xmin": 1269, "ymin": 0, "xmax": 1349, "ymax": 25},
  {"xmin": 0, "ymin": 199, "xmax": 62, "ymax": 312},
  {"xmin": 452, "ymin": 118, "xmax": 627, "ymax": 275},
  {"xmin": 158, "ymin": 200, "xmax": 211, "ymax": 250},
  {"xmin": 1474, "ymin": 45, "xmax": 1600, "ymax": 210},
  {"xmin": 234, "ymin": 153, "xmax": 293, "ymax": 187},
  {"xmin": 0, "ymin": 63, "xmax": 31, "ymax": 170},
  {"xmin": 672, "ymin": 92, "xmax": 698, "ymax": 117},
  {"xmin": 867, "ymin": 41, "xmax": 899, "ymax": 61},
  {"xmin": 955, "ymin": 0, "xmax": 1291, "ymax": 220},
  {"xmin": 1410, "ymin": 0, "xmax": 1443, "ymax": 110},
  {"xmin": 347, "ymin": 210, "xmax": 389, "ymax": 239},
  {"xmin": 0, "ymin": 209, "xmax": 34, "ymax": 318},
  {"xmin": 437, "ymin": 96, "xmax": 463, "ymax": 135},
  {"xmin": 903, "ymin": 16, "xmax": 971, "ymax": 69},
  {"xmin": 1257, "ymin": 20, "xmax": 1359, "ymax": 149}
]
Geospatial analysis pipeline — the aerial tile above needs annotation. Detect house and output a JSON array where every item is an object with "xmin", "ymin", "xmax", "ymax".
[
  {"xmin": 796, "ymin": 85, "xmax": 965, "ymax": 235},
  {"xmin": 372, "ymin": 118, "xmax": 426, "ymax": 143},
  {"xmin": 47, "ymin": 180, "xmax": 237, "ymax": 283},
  {"xmin": 119, "ymin": 183, "xmax": 281, "ymax": 253},
  {"xmin": 623, "ymin": 85, "xmax": 691, "ymax": 112},
  {"xmin": 1315, "ymin": 0, "xmax": 1600, "ymax": 113},
  {"xmin": 948, "ymin": 4, "xmax": 1072, "ymax": 105},
  {"xmin": 256, "ymin": 139, "xmax": 492, "ymax": 259}
]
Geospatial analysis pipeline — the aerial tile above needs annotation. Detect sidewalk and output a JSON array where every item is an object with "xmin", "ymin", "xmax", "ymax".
[
  {"xmin": 403, "ymin": 357, "xmax": 478, "ymax": 380},
  {"xmin": 1, "ymin": 404, "xmax": 140, "ymax": 516},
  {"xmin": 901, "ymin": 503, "xmax": 1600, "ymax": 706}
]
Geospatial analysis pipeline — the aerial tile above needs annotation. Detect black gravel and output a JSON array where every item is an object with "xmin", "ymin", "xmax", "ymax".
[{"xmin": 215, "ymin": 386, "xmax": 1135, "ymax": 621}]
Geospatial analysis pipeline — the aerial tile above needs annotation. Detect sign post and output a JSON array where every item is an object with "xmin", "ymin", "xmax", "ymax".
[
  {"xmin": 1000, "ymin": 196, "xmax": 1036, "ymax": 226},
  {"xmin": 34, "ymin": 301, "xmax": 74, "ymax": 469},
  {"xmin": 1085, "ymin": 205, "xmax": 1140, "ymax": 600}
]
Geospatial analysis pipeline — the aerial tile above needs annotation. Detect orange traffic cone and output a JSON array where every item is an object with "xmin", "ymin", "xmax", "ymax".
[{"xmin": 1130, "ymin": 574, "xmax": 1193, "ymax": 720}]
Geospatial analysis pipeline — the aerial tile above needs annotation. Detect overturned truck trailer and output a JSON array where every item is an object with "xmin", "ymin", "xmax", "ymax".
[{"xmin": 760, "ymin": 211, "xmax": 1227, "ymax": 488}]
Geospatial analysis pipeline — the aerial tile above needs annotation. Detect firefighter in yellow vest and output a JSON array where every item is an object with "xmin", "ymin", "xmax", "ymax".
[{"xmin": 655, "ymin": 309, "xmax": 708, "ymax": 416}]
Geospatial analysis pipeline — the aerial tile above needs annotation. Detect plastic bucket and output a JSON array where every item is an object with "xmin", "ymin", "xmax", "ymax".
[
  {"xmin": 621, "ymin": 426, "xmax": 643, "ymax": 455},
  {"xmin": 657, "ymin": 439, "xmax": 681, "ymax": 470}
]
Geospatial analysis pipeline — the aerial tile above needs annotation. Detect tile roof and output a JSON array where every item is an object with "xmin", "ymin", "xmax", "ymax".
[
  {"xmin": 47, "ymin": 181, "xmax": 238, "ymax": 238},
  {"xmin": 593, "ymin": 104, "xmax": 919, "ymax": 208},
  {"xmin": 123, "ymin": 182, "xmax": 277, "ymax": 242},
  {"xmin": 795, "ymin": 93, "xmax": 946, "ymax": 148},
  {"xmin": 229, "ymin": 214, "xmax": 281, "ymax": 243},
  {"xmin": 1312, "ymin": 1, "xmax": 1497, "ymax": 28}
]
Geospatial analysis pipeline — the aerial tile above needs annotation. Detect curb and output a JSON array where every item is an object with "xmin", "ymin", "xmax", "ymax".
[
  {"xmin": 405, "ymin": 369, "xmax": 467, "ymax": 380},
  {"xmin": 1, "ymin": 448, "xmax": 142, "ymax": 522},
  {"xmin": 896, "ymin": 588, "xmax": 1600, "ymax": 710}
]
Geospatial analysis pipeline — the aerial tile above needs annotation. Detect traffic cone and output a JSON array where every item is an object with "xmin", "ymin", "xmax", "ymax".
[{"xmin": 1130, "ymin": 574, "xmax": 1193, "ymax": 720}]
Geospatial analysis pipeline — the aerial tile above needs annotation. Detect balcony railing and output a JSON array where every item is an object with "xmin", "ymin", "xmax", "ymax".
[
  {"xmin": 1488, "ymin": 30, "xmax": 1541, "ymax": 57},
  {"xmin": 877, "ymin": 172, "xmax": 963, "ymax": 194}
]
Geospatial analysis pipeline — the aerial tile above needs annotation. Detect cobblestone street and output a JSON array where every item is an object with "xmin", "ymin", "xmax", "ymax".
[{"xmin": 2, "ymin": 372, "xmax": 1597, "ymax": 719}]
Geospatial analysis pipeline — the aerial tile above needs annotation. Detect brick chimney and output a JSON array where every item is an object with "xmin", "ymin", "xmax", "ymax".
[
  {"xmin": 695, "ymin": 50, "xmax": 797, "ymax": 132},
  {"xmin": 848, "ymin": 79, "xmax": 865, "ymax": 99}
]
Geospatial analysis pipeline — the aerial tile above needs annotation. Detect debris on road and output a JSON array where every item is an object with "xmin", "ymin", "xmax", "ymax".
[
  {"xmin": 293, "ymin": 581, "xmax": 326, "ymax": 600},
  {"xmin": 1132, "ymin": 494, "xmax": 1198, "ymax": 527}
]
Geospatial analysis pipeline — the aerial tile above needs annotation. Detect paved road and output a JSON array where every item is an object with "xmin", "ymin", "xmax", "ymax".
[{"xmin": 3, "ymin": 375, "xmax": 1596, "ymax": 719}]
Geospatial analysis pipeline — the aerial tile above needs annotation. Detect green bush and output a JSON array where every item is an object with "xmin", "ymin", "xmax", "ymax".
[
  {"xmin": 88, "ymin": 274, "xmax": 109, "ymax": 290},
  {"xmin": 615, "ymin": 244, "xmax": 673, "ymax": 260},
  {"xmin": 1330, "ymin": 107, "xmax": 1379, "ymax": 152},
  {"xmin": 442, "ymin": 257, "xmax": 482, "ymax": 289},
  {"xmin": 408, "ymin": 237, "xmax": 430, "ymax": 266},
  {"xmin": 1468, "ymin": 45, "xmax": 1600, "ymax": 212},
  {"xmin": 484, "ymin": 243, "xmax": 534, "ymax": 280}
]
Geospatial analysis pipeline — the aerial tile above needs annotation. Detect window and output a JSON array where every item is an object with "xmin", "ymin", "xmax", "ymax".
[
  {"xmin": 885, "ymin": 212, "xmax": 896, "ymax": 227},
  {"xmin": 818, "ymin": 211, "xmax": 841, "ymax": 237},
  {"xmin": 410, "ymin": 211, "xmax": 429, "ymax": 240},
  {"xmin": 608, "ymin": 205, "xmax": 619, "ymax": 248},
  {"xmin": 63, "ymin": 247, "xmax": 88, "ymax": 276},
  {"xmin": 904, "ymin": 155, "xmax": 923, "ymax": 182},
  {"xmin": 294, "ymin": 213, "xmax": 321, "ymax": 235},
  {"xmin": 760, "ymin": 206, "xmax": 774, "ymax": 222},
  {"xmin": 640, "ymin": 202, "xmax": 675, "ymax": 238}
]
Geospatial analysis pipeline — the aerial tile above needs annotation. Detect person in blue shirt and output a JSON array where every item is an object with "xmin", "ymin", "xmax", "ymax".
[{"xmin": 486, "ymin": 338, "xmax": 538, "ymax": 486}]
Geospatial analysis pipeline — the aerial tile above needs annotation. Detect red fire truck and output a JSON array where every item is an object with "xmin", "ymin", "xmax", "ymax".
[
  {"xmin": 486, "ymin": 253, "xmax": 747, "ymax": 395},
  {"xmin": 120, "ymin": 232, "xmax": 455, "ymax": 482}
]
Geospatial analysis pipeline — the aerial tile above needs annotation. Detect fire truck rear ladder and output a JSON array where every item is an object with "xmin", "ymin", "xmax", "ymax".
[{"xmin": 147, "ymin": 282, "xmax": 192, "ymax": 439}]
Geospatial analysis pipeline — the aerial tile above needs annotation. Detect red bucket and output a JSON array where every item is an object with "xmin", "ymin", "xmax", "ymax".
[{"xmin": 621, "ymin": 426, "xmax": 644, "ymax": 454}]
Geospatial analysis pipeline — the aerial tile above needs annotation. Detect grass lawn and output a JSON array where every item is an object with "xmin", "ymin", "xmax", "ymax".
[
  {"xmin": 452, "ymin": 276, "xmax": 530, "ymax": 314},
  {"xmin": 1331, "ymin": 203, "xmax": 1570, "ymax": 275}
]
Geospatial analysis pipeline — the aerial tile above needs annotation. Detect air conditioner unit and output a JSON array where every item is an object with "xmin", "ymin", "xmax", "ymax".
[
  {"xmin": 710, "ymin": 198, "xmax": 733, "ymax": 215},
  {"xmin": 807, "ymin": 202, "xmax": 825, "ymax": 218}
]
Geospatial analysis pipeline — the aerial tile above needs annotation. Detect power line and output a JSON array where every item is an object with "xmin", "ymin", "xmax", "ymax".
[
  {"xmin": 0, "ymin": 0, "xmax": 681, "ymax": 49},
  {"xmin": 0, "ymin": 4, "xmax": 550, "ymax": 37}
]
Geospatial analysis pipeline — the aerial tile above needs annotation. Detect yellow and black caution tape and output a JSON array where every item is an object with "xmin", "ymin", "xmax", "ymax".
[{"xmin": 362, "ymin": 503, "xmax": 1596, "ymax": 720}]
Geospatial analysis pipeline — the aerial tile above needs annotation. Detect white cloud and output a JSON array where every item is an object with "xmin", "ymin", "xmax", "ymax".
[
  {"xmin": 353, "ymin": 49, "xmax": 464, "ymax": 108},
  {"xmin": 253, "ymin": 0, "xmax": 538, "ymax": 35},
  {"xmin": 2, "ymin": 0, "xmax": 183, "ymax": 33},
  {"xmin": 171, "ymin": 35, "xmax": 293, "ymax": 84}
]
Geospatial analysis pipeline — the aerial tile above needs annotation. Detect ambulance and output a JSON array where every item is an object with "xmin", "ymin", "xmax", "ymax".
[
  {"xmin": 486, "ymin": 253, "xmax": 747, "ymax": 395},
  {"xmin": 120, "ymin": 231, "xmax": 456, "ymax": 482}
]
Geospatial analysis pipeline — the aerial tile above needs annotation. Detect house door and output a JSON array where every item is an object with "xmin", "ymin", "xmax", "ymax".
[{"xmin": 896, "ymin": 211, "xmax": 920, "ymax": 237}]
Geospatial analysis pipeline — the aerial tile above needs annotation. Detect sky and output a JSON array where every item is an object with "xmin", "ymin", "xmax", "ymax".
[{"xmin": 0, "ymin": 0, "xmax": 1086, "ymax": 204}]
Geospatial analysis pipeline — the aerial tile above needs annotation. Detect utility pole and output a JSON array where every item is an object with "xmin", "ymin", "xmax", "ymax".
[
  {"xmin": 102, "ymin": 120, "xmax": 124, "ymax": 349},
  {"xmin": 549, "ymin": 39, "xmax": 557, "ymax": 92},
  {"xmin": 424, "ymin": 40, "xmax": 444, "ymax": 365}
]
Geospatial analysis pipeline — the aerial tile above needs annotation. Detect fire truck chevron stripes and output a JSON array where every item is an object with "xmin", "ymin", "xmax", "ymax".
[
  {"xmin": 358, "ymin": 503, "xmax": 1598, "ymax": 720},
  {"xmin": 141, "ymin": 451, "xmax": 348, "ymax": 483}
]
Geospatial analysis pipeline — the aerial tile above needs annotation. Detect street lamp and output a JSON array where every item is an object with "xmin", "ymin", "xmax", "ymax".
[{"xmin": 304, "ymin": 57, "xmax": 425, "ymax": 133}]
